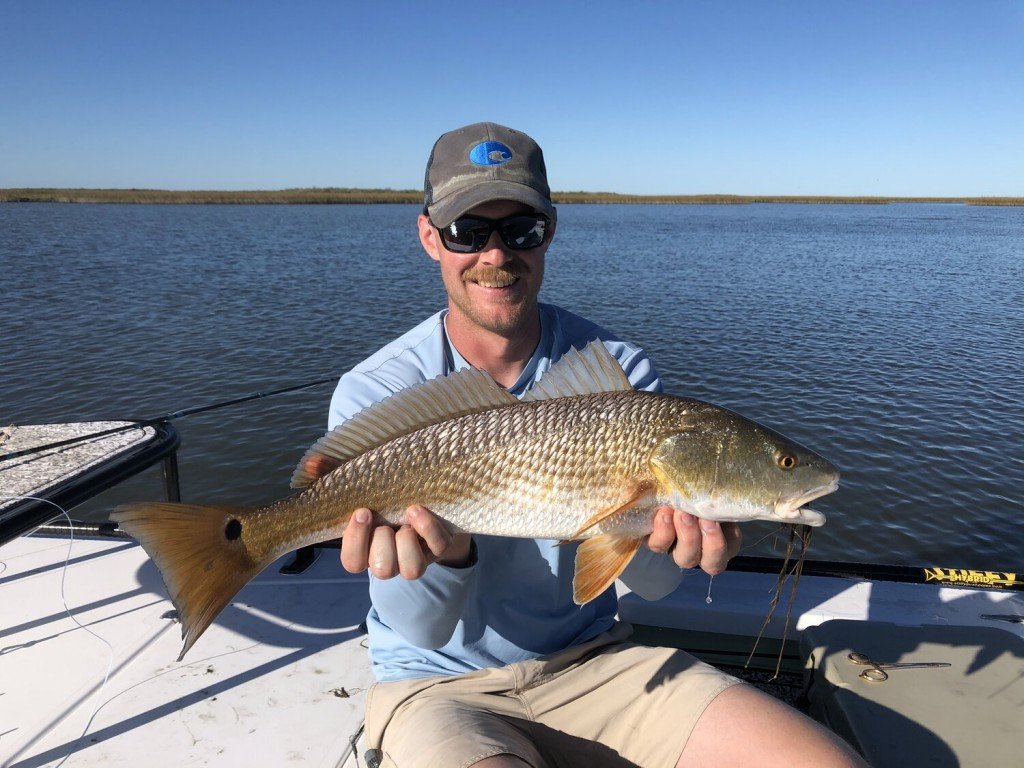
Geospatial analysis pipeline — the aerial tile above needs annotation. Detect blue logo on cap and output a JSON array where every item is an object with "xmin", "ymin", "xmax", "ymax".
[{"xmin": 469, "ymin": 141, "xmax": 513, "ymax": 166}]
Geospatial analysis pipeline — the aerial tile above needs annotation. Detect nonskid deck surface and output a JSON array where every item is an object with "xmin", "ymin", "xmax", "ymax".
[{"xmin": 0, "ymin": 423, "xmax": 161, "ymax": 505}]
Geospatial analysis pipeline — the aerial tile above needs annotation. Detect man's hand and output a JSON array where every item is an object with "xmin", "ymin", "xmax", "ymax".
[
  {"xmin": 646, "ymin": 506, "xmax": 742, "ymax": 575},
  {"xmin": 340, "ymin": 504, "xmax": 473, "ymax": 580}
]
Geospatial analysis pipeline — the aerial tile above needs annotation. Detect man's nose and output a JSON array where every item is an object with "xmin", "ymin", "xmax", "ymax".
[{"xmin": 476, "ymin": 232, "xmax": 513, "ymax": 264}]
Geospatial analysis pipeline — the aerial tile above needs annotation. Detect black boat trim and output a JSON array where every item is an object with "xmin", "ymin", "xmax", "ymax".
[{"xmin": 0, "ymin": 421, "xmax": 180, "ymax": 545}]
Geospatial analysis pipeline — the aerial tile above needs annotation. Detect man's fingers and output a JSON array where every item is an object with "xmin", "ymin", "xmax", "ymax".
[
  {"xmin": 342, "ymin": 505, "xmax": 465, "ymax": 581},
  {"xmin": 340, "ymin": 507, "xmax": 373, "ymax": 573},
  {"xmin": 368, "ymin": 525, "xmax": 399, "ymax": 579},
  {"xmin": 646, "ymin": 507, "xmax": 676, "ymax": 553},
  {"xmin": 396, "ymin": 524, "xmax": 430, "ymax": 580},
  {"xmin": 409, "ymin": 505, "xmax": 473, "ymax": 566},
  {"xmin": 406, "ymin": 504, "xmax": 453, "ymax": 558},
  {"xmin": 672, "ymin": 510, "xmax": 702, "ymax": 568},
  {"xmin": 697, "ymin": 519, "xmax": 730, "ymax": 575}
]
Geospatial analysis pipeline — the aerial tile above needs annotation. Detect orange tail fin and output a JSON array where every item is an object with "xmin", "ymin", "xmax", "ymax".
[{"xmin": 111, "ymin": 502, "xmax": 272, "ymax": 660}]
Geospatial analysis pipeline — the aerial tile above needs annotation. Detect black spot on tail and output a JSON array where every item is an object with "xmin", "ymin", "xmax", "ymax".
[{"xmin": 224, "ymin": 518, "xmax": 242, "ymax": 541}]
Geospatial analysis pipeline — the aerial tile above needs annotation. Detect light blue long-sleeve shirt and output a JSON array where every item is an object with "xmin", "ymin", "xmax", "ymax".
[{"xmin": 328, "ymin": 304, "xmax": 684, "ymax": 682}]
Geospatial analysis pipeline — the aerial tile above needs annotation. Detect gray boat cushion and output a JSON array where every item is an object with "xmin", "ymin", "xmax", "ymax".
[{"xmin": 800, "ymin": 619, "xmax": 1022, "ymax": 768}]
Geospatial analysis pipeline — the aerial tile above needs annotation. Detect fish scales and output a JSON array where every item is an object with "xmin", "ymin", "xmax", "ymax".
[{"xmin": 300, "ymin": 391, "xmax": 683, "ymax": 540}]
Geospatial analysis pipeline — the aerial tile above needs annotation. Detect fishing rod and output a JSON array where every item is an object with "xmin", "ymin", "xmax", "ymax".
[{"xmin": 0, "ymin": 375, "xmax": 338, "ymax": 463}]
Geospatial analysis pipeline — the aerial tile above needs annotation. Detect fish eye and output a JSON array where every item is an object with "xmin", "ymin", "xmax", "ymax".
[{"xmin": 775, "ymin": 452, "xmax": 798, "ymax": 471}]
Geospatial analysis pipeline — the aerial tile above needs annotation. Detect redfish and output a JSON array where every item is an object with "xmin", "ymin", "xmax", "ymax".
[{"xmin": 112, "ymin": 342, "xmax": 838, "ymax": 659}]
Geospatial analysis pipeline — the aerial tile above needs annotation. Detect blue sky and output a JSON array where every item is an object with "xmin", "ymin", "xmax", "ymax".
[{"xmin": 2, "ymin": 1, "xmax": 1021, "ymax": 195}]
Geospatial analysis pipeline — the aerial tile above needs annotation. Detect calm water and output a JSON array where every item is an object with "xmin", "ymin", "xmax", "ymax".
[{"xmin": 2, "ymin": 203, "xmax": 1022, "ymax": 570}]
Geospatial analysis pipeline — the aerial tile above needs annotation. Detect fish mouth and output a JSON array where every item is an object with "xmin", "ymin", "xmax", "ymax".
[
  {"xmin": 785, "ymin": 477, "xmax": 840, "ymax": 510},
  {"xmin": 774, "ymin": 477, "xmax": 840, "ymax": 526}
]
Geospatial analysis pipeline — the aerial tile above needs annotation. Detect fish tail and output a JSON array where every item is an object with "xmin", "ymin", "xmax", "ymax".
[{"xmin": 111, "ymin": 501, "xmax": 274, "ymax": 660}]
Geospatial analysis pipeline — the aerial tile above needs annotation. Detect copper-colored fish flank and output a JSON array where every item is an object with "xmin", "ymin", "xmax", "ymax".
[{"xmin": 111, "ymin": 342, "xmax": 839, "ymax": 659}]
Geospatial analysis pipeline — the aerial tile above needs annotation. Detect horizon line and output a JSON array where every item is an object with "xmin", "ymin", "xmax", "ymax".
[{"xmin": 2, "ymin": 188, "xmax": 1021, "ymax": 206}]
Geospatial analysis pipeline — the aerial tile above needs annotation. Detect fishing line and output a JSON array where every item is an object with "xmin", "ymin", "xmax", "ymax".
[
  {"xmin": 738, "ymin": 524, "xmax": 793, "ymax": 555},
  {"xmin": 702, "ymin": 523, "xmax": 805, "ymax": 607},
  {"xmin": 1, "ymin": 495, "xmax": 115, "ymax": 767},
  {"xmin": 0, "ymin": 375, "xmax": 338, "ymax": 463}
]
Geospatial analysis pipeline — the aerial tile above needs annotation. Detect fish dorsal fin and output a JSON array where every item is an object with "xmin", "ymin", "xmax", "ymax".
[
  {"xmin": 290, "ymin": 367, "xmax": 517, "ymax": 488},
  {"xmin": 522, "ymin": 341, "xmax": 634, "ymax": 402}
]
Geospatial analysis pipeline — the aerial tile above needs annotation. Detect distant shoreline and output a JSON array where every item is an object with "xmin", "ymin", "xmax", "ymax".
[{"xmin": 1, "ymin": 188, "xmax": 1021, "ymax": 206}]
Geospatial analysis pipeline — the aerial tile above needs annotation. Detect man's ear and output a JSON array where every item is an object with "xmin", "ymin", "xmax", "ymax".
[{"xmin": 418, "ymin": 214, "xmax": 442, "ymax": 262}]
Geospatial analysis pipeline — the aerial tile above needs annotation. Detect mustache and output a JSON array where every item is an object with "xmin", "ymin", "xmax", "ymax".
[{"xmin": 463, "ymin": 262, "xmax": 527, "ymax": 284}]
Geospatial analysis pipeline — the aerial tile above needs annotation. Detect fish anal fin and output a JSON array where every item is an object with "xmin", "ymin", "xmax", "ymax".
[
  {"xmin": 570, "ymin": 481, "xmax": 654, "ymax": 539},
  {"xmin": 573, "ymin": 534, "xmax": 644, "ymax": 604}
]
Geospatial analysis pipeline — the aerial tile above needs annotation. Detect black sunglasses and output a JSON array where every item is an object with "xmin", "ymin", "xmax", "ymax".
[{"xmin": 434, "ymin": 214, "xmax": 552, "ymax": 254}]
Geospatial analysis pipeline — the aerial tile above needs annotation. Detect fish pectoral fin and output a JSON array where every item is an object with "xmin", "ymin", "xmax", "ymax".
[
  {"xmin": 570, "ymin": 481, "xmax": 654, "ymax": 539},
  {"xmin": 111, "ymin": 502, "xmax": 273, "ymax": 660},
  {"xmin": 573, "ymin": 534, "xmax": 644, "ymax": 604}
]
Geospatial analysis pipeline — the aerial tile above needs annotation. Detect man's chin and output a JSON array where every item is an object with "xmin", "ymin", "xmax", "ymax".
[
  {"xmin": 458, "ymin": 300, "xmax": 537, "ymax": 336},
  {"xmin": 476, "ymin": 311, "xmax": 532, "ymax": 335}
]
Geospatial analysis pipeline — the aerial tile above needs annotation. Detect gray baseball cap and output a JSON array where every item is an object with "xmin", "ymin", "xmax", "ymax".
[{"xmin": 424, "ymin": 122, "xmax": 557, "ymax": 227}]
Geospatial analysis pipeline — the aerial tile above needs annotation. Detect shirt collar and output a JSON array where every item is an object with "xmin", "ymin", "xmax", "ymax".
[{"xmin": 441, "ymin": 308, "xmax": 548, "ymax": 398}]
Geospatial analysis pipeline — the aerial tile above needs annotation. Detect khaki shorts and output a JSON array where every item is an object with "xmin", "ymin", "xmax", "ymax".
[{"xmin": 364, "ymin": 623, "xmax": 741, "ymax": 768}]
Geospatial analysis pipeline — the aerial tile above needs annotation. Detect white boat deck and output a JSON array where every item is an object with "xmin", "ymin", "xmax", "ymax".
[
  {"xmin": 0, "ymin": 534, "xmax": 373, "ymax": 768},
  {"xmin": 2, "ymin": 529, "xmax": 1021, "ymax": 767}
]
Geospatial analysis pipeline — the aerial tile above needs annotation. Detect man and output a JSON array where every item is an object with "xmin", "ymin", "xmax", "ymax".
[{"xmin": 331, "ymin": 123, "xmax": 865, "ymax": 767}]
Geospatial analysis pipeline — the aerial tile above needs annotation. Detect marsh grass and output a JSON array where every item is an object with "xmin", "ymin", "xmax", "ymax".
[
  {"xmin": 1, "ymin": 188, "xmax": 1021, "ymax": 206},
  {"xmin": 0, "ymin": 187, "xmax": 421, "ymax": 204}
]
